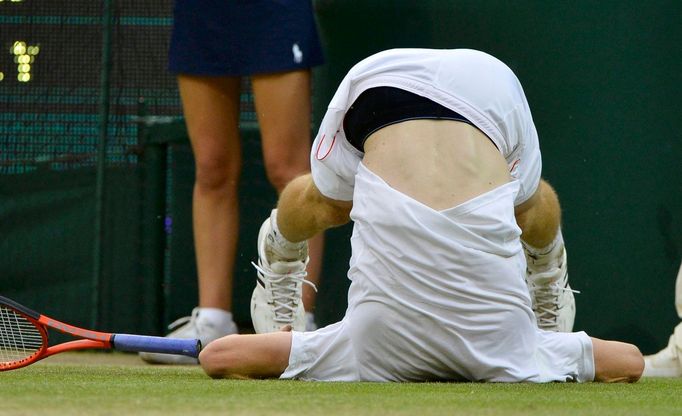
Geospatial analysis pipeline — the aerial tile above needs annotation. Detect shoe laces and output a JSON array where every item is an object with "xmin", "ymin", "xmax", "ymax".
[
  {"xmin": 530, "ymin": 282, "xmax": 579, "ymax": 329},
  {"xmin": 168, "ymin": 315, "xmax": 192, "ymax": 331},
  {"xmin": 167, "ymin": 308, "xmax": 226, "ymax": 340},
  {"xmin": 524, "ymin": 245, "xmax": 579, "ymax": 329},
  {"xmin": 166, "ymin": 308, "xmax": 201, "ymax": 338},
  {"xmin": 252, "ymin": 261, "xmax": 317, "ymax": 323}
]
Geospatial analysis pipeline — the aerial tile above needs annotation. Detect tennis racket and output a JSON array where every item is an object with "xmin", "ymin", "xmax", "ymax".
[{"xmin": 0, "ymin": 295, "xmax": 201, "ymax": 371}]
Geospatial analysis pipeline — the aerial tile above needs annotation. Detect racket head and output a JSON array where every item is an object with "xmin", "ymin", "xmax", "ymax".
[{"xmin": 0, "ymin": 300, "xmax": 49, "ymax": 371}]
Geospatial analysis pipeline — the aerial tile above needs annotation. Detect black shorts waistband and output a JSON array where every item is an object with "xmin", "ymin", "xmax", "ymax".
[{"xmin": 342, "ymin": 86, "xmax": 473, "ymax": 152}]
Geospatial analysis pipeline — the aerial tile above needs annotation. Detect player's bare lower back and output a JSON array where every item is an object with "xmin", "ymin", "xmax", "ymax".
[{"xmin": 362, "ymin": 119, "xmax": 511, "ymax": 210}]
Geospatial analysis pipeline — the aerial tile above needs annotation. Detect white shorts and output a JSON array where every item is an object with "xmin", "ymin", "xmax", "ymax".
[
  {"xmin": 281, "ymin": 166, "xmax": 594, "ymax": 382},
  {"xmin": 283, "ymin": 321, "xmax": 594, "ymax": 383},
  {"xmin": 311, "ymin": 48, "xmax": 542, "ymax": 205}
]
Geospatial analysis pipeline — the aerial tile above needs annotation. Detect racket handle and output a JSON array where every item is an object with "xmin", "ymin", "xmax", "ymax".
[{"xmin": 112, "ymin": 334, "xmax": 201, "ymax": 357}]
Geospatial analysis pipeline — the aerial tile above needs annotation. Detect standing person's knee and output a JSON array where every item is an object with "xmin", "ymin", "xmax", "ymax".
[
  {"xmin": 265, "ymin": 166, "xmax": 295, "ymax": 193},
  {"xmin": 265, "ymin": 161, "xmax": 307, "ymax": 193},
  {"xmin": 194, "ymin": 152, "xmax": 242, "ymax": 192},
  {"xmin": 261, "ymin": 129, "xmax": 311, "ymax": 193}
]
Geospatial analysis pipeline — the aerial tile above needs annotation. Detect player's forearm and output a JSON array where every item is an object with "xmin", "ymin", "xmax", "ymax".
[{"xmin": 277, "ymin": 173, "xmax": 351, "ymax": 242}]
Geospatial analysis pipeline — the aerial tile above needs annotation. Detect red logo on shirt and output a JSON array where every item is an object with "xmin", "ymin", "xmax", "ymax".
[{"xmin": 315, "ymin": 131, "xmax": 337, "ymax": 161}]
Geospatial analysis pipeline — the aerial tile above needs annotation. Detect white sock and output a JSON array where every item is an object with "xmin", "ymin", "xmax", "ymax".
[
  {"xmin": 269, "ymin": 209, "xmax": 306, "ymax": 251},
  {"xmin": 524, "ymin": 228, "xmax": 564, "ymax": 257},
  {"xmin": 196, "ymin": 307, "xmax": 233, "ymax": 327}
]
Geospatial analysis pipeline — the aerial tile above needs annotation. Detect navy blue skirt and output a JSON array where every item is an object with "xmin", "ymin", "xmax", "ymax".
[{"xmin": 169, "ymin": 0, "xmax": 325, "ymax": 76}]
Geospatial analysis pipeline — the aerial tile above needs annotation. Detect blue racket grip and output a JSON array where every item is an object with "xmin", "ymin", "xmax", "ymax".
[{"xmin": 112, "ymin": 334, "xmax": 201, "ymax": 357}]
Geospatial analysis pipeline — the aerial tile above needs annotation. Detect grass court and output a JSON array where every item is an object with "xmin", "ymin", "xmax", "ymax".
[{"xmin": 0, "ymin": 352, "xmax": 679, "ymax": 416}]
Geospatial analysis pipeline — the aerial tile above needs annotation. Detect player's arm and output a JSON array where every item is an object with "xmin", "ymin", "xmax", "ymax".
[
  {"xmin": 276, "ymin": 173, "xmax": 352, "ymax": 243},
  {"xmin": 591, "ymin": 337, "xmax": 643, "ymax": 382},
  {"xmin": 200, "ymin": 331, "xmax": 293, "ymax": 379}
]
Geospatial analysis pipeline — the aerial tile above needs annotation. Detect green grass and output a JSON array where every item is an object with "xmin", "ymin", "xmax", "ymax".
[{"xmin": 0, "ymin": 353, "xmax": 680, "ymax": 416}]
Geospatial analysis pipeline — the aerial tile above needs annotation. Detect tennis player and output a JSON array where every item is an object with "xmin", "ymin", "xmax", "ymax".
[{"xmin": 199, "ymin": 48, "xmax": 643, "ymax": 382}]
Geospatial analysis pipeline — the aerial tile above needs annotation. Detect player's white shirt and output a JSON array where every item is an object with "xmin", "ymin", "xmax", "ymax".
[{"xmin": 311, "ymin": 48, "xmax": 541, "ymax": 205}]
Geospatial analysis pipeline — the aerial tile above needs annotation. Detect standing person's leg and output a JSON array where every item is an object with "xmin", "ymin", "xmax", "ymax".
[
  {"xmin": 141, "ymin": 75, "xmax": 241, "ymax": 364},
  {"xmin": 250, "ymin": 70, "xmax": 325, "ymax": 331},
  {"xmin": 515, "ymin": 179, "xmax": 576, "ymax": 332},
  {"xmin": 185, "ymin": 75, "xmax": 242, "ymax": 313}
]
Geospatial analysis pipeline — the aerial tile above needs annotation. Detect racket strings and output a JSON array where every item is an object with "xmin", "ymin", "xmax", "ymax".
[{"xmin": 0, "ymin": 305, "xmax": 43, "ymax": 364}]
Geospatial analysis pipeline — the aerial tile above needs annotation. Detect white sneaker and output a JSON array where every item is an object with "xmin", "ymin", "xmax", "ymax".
[
  {"xmin": 524, "ymin": 243, "xmax": 577, "ymax": 332},
  {"xmin": 139, "ymin": 308, "xmax": 237, "ymax": 364},
  {"xmin": 643, "ymin": 324, "xmax": 682, "ymax": 377},
  {"xmin": 251, "ymin": 216, "xmax": 315, "ymax": 333}
]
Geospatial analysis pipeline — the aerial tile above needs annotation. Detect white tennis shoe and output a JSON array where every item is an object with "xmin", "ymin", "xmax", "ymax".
[
  {"xmin": 251, "ymin": 215, "xmax": 314, "ymax": 333},
  {"xmin": 139, "ymin": 308, "xmax": 237, "ymax": 365},
  {"xmin": 643, "ymin": 324, "xmax": 682, "ymax": 377},
  {"xmin": 524, "ymin": 242, "xmax": 577, "ymax": 332}
]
